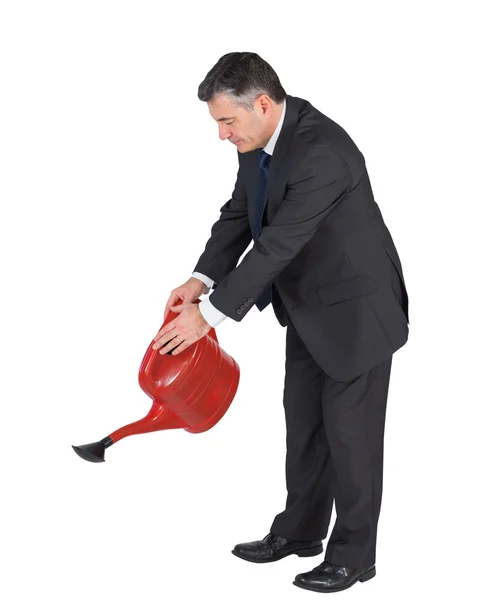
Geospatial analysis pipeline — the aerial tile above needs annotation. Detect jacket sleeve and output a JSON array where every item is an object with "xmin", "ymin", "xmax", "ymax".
[
  {"xmin": 208, "ymin": 146, "xmax": 351, "ymax": 321},
  {"xmin": 192, "ymin": 153, "xmax": 252, "ymax": 288}
]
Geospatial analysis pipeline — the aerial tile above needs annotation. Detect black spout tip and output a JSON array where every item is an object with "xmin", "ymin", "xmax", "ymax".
[{"xmin": 72, "ymin": 436, "xmax": 113, "ymax": 463}]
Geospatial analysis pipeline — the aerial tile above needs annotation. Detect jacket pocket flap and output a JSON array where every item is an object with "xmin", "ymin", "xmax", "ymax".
[{"xmin": 316, "ymin": 274, "xmax": 376, "ymax": 305}]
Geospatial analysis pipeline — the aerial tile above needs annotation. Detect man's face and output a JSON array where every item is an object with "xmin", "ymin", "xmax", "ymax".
[{"xmin": 208, "ymin": 93, "xmax": 273, "ymax": 153}]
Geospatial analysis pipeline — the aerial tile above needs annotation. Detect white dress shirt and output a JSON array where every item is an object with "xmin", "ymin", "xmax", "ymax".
[{"xmin": 192, "ymin": 98, "xmax": 287, "ymax": 327}]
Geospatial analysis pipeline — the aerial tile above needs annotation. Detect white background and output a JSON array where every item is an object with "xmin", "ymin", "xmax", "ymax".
[{"xmin": 1, "ymin": 1, "xmax": 479, "ymax": 598}]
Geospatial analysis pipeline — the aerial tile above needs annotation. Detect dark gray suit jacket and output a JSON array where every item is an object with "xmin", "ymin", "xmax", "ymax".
[{"xmin": 193, "ymin": 94, "xmax": 409, "ymax": 381}]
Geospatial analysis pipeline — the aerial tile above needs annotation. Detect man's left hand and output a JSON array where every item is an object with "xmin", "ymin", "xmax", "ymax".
[{"xmin": 152, "ymin": 303, "xmax": 211, "ymax": 355}]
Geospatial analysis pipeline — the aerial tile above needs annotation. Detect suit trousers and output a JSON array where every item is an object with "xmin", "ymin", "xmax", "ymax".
[{"xmin": 269, "ymin": 304, "xmax": 393, "ymax": 569}]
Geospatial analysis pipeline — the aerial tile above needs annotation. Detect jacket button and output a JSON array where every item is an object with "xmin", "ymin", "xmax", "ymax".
[
  {"xmin": 248, "ymin": 298, "xmax": 253, "ymax": 302},
  {"xmin": 236, "ymin": 309, "xmax": 242, "ymax": 315}
]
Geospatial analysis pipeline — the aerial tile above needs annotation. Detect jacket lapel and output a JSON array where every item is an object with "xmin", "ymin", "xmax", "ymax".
[{"xmin": 244, "ymin": 94, "xmax": 305, "ymax": 233}]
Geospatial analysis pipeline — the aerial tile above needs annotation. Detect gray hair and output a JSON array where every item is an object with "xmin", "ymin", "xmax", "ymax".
[{"xmin": 198, "ymin": 52, "xmax": 286, "ymax": 111}]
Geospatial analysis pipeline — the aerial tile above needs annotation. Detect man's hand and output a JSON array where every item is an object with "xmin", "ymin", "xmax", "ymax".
[
  {"xmin": 163, "ymin": 277, "xmax": 208, "ymax": 321},
  {"xmin": 153, "ymin": 302, "xmax": 212, "ymax": 355}
]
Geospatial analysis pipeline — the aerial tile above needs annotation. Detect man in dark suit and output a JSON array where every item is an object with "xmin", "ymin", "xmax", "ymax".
[{"xmin": 152, "ymin": 52, "xmax": 409, "ymax": 593}]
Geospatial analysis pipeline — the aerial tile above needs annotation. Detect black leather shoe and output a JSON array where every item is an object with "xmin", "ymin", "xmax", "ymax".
[
  {"xmin": 232, "ymin": 532, "xmax": 323, "ymax": 563},
  {"xmin": 293, "ymin": 560, "xmax": 376, "ymax": 592}
]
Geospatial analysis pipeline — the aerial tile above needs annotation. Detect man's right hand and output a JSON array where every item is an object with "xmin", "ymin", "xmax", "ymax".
[{"xmin": 163, "ymin": 277, "xmax": 209, "ymax": 321}]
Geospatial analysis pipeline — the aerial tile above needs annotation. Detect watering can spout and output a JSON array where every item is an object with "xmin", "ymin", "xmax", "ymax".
[
  {"xmin": 72, "ymin": 436, "xmax": 113, "ymax": 463},
  {"xmin": 72, "ymin": 403, "xmax": 183, "ymax": 462}
]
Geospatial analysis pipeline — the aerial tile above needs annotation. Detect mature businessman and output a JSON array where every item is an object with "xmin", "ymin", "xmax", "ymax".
[{"xmin": 152, "ymin": 52, "xmax": 409, "ymax": 594}]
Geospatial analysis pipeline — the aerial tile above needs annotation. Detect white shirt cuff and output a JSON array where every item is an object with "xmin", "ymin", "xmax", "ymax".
[
  {"xmin": 198, "ymin": 296, "xmax": 228, "ymax": 328},
  {"xmin": 192, "ymin": 271, "xmax": 215, "ymax": 292}
]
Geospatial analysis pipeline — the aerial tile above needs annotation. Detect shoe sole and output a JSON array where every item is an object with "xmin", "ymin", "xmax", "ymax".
[
  {"xmin": 292, "ymin": 566, "xmax": 376, "ymax": 593},
  {"xmin": 231, "ymin": 544, "xmax": 323, "ymax": 563}
]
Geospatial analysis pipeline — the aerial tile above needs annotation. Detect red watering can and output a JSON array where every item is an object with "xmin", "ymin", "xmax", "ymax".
[{"xmin": 72, "ymin": 298, "xmax": 240, "ymax": 462}]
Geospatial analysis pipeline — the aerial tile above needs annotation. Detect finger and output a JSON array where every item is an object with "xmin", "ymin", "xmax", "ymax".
[
  {"xmin": 164, "ymin": 293, "xmax": 180, "ymax": 320},
  {"xmin": 171, "ymin": 340, "xmax": 190, "ymax": 355},
  {"xmin": 153, "ymin": 334, "xmax": 174, "ymax": 352},
  {"xmin": 155, "ymin": 334, "xmax": 178, "ymax": 353},
  {"xmin": 163, "ymin": 304, "xmax": 170, "ymax": 321},
  {"xmin": 159, "ymin": 336, "xmax": 183, "ymax": 354},
  {"xmin": 153, "ymin": 322, "xmax": 176, "ymax": 343},
  {"xmin": 164, "ymin": 302, "xmax": 174, "ymax": 321},
  {"xmin": 171, "ymin": 300, "xmax": 190, "ymax": 312}
]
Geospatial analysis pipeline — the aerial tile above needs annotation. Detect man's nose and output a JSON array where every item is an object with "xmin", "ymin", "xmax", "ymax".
[{"xmin": 218, "ymin": 127, "xmax": 231, "ymax": 141}]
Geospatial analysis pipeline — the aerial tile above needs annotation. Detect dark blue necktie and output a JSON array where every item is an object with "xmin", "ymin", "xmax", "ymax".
[{"xmin": 254, "ymin": 149, "xmax": 272, "ymax": 311}]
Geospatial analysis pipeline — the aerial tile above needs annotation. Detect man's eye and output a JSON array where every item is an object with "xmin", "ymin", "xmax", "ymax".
[{"xmin": 226, "ymin": 121, "xmax": 234, "ymax": 125}]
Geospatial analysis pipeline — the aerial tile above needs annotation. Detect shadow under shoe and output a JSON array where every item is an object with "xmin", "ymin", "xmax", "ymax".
[{"xmin": 231, "ymin": 532, "xmax": 323, "ymax": 563}]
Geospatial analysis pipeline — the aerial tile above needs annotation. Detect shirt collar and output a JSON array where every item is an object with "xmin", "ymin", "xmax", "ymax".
[{"xmin": 262, "ymin": 98, "xmax": 287, "ymax": 156}]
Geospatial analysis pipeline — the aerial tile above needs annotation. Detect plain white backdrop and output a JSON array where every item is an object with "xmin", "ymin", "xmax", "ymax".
[{"xmin": 1, "ymin": 1, "xmax": 479, "ymax": 598}]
